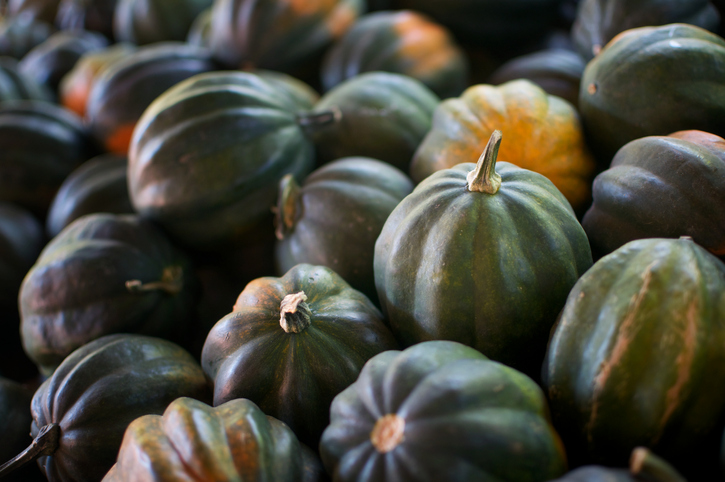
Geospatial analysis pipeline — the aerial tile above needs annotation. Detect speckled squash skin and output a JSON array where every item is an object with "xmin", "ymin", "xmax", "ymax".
[
  {"xmin": 46, "ymin": 154, "xmax": 132, "ymax": 237},
  {"xmin": 208, "ymin": 0, "xmax": 364, "ymax": 73},
  {"xmin": 320, "ymin": 340, "xmax": 568, "ymax": 482},
  {"xmin": 113, "ymin": 0, "xmax": 213, "ymax": 45},
  {"xmin": 20, "ymin": 213, "xmax": 198, "ymax": 376},
  {"xmin": 85, "ymin": 42, "xmax": 215, "ymax": 154},
  {"xmin": 582, "ymin": 131, "xmax": 725, "ymax": 259},
  {"xmin": 274, "ymin": 158, "xmax": 414, "ymax": 303},
  {"xmin": 411, "ymin": 79, "xmax": 596, "ymax": 213},
  {"xmin": 579, "ymin": 23, "xmax": 725, "ymax": 161},
  {"xmin": 543, "ymin": 237, "xmax": 725, "ymax": 478},
  {"xmin": 572, "ymin": 0, "xmax": 720, "ymax": 60},
  {"xmin": 375, "ymin": 132, "xmax": 593, "ymax": 377},
  {"xmin": 321, "ymin": 10, "xmax": 468, "ymax": 98},
  {"xmin": 308, "ymin": 71, "xmax": 439, "ymax": 171},
  {"xmin": 103, "ymin": 397, "xmax": 326, "ymax": 482},
  {"xmin": 202, "ymin": 263, "xmax": 398, "ymax": 446},
  {"xmin": 29, "ymin": 334, "xmax": 211, "ymax": 482},
  {"xmin": 128, "ymin": 71, "xmax": 317, "ymax": 250}
]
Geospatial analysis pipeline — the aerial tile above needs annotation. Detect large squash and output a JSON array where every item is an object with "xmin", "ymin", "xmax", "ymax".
[
  {"xmin": 20, "ymin": 213, "xmax": 198, "ymax": 376},
  {"xmin": 411, "ymin": 79, "xmax": 596, "ymax": 212},
  {"xmin": 103, "ymin": 397, "xmax": 325, "ymax": 482},
  {"xmin": 543, "ymin": 237, "xmax": 725, "ymax": 478},
  {"xmin": 202, "ymin": 263, "xmax": 398, "ymax": 446},
  {"xmin": 320, "ymin": 340, "xmax": 567, "ymax": 481},
  {"xmin": 375, "ymin": 131, "xmax": 592, "ymax": 377}
]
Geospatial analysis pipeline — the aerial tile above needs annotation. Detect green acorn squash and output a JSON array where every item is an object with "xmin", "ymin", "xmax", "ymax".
[
  {"xmin": 103, "ymin": 397, "xmax": 325, "ymax": 482},
  {"xmin": 375, "ymin": 131, "xmax": 592, "ymax": 377},
  {"xmin": 20, "ymin": 213, "xmax": 198, "ymax": 376},
  {"xmin": 320, "ymin": 340, "xmax": 567, "ymax": 481},
  {"xmin": 201, "ymin": 263, "xmax": 398, "ymax": 446},
  {"xmin": 113, "ymin": 0, "xmax": 212, "ymax": 45},
  {"xmin": 543, "ymin": 237, "xmax": 725, "ymax": 478},
  {"xmin": 0, "ymin": 14, "xmax": 54, "ymax": 59},
  {"xmin": 7, "ymin": 0, "xmax": 60, "ymax": 24},
  {"xmin": 0, "ymin": 57, "xmax": 52, "ymax": 103}
]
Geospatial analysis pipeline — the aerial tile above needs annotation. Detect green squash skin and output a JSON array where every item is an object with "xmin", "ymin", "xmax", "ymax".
[
  {"xmin": 374, "ymin": 161, "xmax": 592, "ymax": 378},
  {"xmin": 320, "ymin": 340, "xmax": 567, "ymax": 482},
  {"xmin": 321, "ymin": 10, "xmax": 469, "ymax": 99},
  {"xmin": 308, "ymin": 71, "xmax": 440, "ymax": 171},
  {"xmin": 582, "ymin": 133, "xmax": 725, "ymax": 259},
  {"xmin": 0, "ymin": 202, "xmax": 44, "ymax": 308},
  {"xmin": 572, "ymin": 0, "xmax": 720, "ymax": 60},
  {"xmin": 0, "ymin": 57, "xmax": 53, "ymax": 103},
  {"xmin": 0, "ymin": 15, "xmax": 54, "ymax": 60},
  {"xmin": 186, "ymin": 7, "xmax": 211, "ymax": 47},
  {"xmin": 579, "ymin": 23, "xmax": 725, "ymax": 162},
  {"xmin": 103, "ymin": 397, "xmax": 326, "ymax": 482},
  {"xmin": 7, "ymin": 0, "xmax": 61, "ymax": 24},
  {"xmin": 46, "ymin": 154, "xmax": 132, "ymax": 237},
  {"xmin": 86, "ymin": 42, "xmax": 216, "ymax": 154},
  {"xmin": 20, "ymin": 213, "xmax": 198, "ymax": 376},
  {"xmin": 254, "ymin": 69, "xmax": 320, "ymax": 109},
  {"xmin": 0, "ymin": 100, "xmax": 94, "ymax": 215},
  {"xmin": 30, "ymin": 334, "xmax": 212, "ymax": 482},
  {"xmin": 113, "ymin": 0, "xmax": 212, "ymax": 45},
  {"xmin": 128, "ymin": 71, "xmax": 317, "ymax": 250},
  {"xmin": 543, "ymin": 238, "xmax": 725, "ymax": 477},
  {"xmin": 201, "ymin": 263, "xmax": 398, "ymax": 447},
  {"xmin": 274, "ymin": 158, "xmax": 414, "ymax": 304}
]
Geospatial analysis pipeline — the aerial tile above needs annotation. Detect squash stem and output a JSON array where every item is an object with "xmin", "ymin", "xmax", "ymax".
[
  {"xmin": 466, "ymin": 130, "xmax": 503, "ymax": 194},
  {"xmin": 280, "ymin": 292, "xmax": 312, "ymax": 333},
  {"xmin": 126, "ymin": 266, "xmax": 184, "ymax": 295},
  {"xmin": 274, "ymin": 174, "xmax": 301, "ymax": 241},
  {"xmin": 630, "ymin": 447, "xmax": 687, "ymax": 482},
  {"xmin": 0, "ymin": 423, "xmax": 60, "ymax": 478},
  {"xmin": 296, "ymin": 108, "xmax": 341, "ymax": 136}
]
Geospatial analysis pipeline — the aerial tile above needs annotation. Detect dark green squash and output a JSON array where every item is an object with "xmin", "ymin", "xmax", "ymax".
[
  {"xmin": 45, "ymin": 153, "xmax": 132, "ymax": 237},
  {"xmin": 582, "ymin": 130, "xmax": 725, "ymax": 259},
  {"xmin": 488, "ymin": 48, "xmax": 585, "ymax": 108},
  {"xmin": 20, "ymin": 213, "xmax": 198, "ymax": 376},
  {"xmin": 0, "ymin": 14, "xmax": 54, "ymax": 59},
  {"xmin": 0, "ymin": 202, "xmax": 43, "ymax": 308},
  {"xmin": 18, "ymin": 29, "xmax": 108, "ymax": 92},
  {"xmin": 375, "ymin": 131, "xmax": 592, "ymax": 377},
  {"xmin": 579, "ymin": 23, "xmax": 725, "ymax": 161},
  {"xmin": 551, "ymin": 447, "xmax": 686, "ymax": 481},
  {"xmin": 0, "ymin": 57, "xmax": 52, "ymax": 103},
  {"xmin": 7, "ymin": 0, "xmax": 61, "ymax": 24},
  {"xmin": 543, "ymin": 237, "xmax": 725, "ymax": 478},
  {"xmin": 0, "ymin": 334, "xmax": 211, "ymax": 482},
  {"xmin": 274, "ymin": 158, "xmax": 413, "ymax": 303},
  {"xmin": 54, "ymin": 0, "xmax": 117, "ymax": 39},
  {"xmin": 307, "ymin": 71, "xmax": 439, "ymax": 171},
  {"xmin": 113, "ymin": 0, "xmax": 213, "ymax": 45},
  {"xmin": 186, "ymin": 6, "xmax": 210, "ymax": 47},
  {"xmin": 207, "ymin": 0, "xmax": 364, "ymax": 74},
  {"xmin": 572, "ymin": 0, "xmax": 720, "ymax": 60},
  {"xmin": 201, "ymin": 263, "xmax": 398, "ymax": 446},
  {"xmin": 128, "ymin": 70, "xmax": 318, "ymax": 250},
  {"xmin": 0, "ymin": 100, "xmax": 94, "ymax": 214},
  {"xmin": 321, "ymin": 10, "xmax": 468, "ymax": 99},
  {"xmin": 85, "ymin": 42, "xmax": 215, "ymax": 154},
  {"xmin": 320, "ymin": 340, "xmax": 567, "ymax": 481},
  {"xmin": 103, "ymin": 397, "xmax": 325, "ymax": 482}
]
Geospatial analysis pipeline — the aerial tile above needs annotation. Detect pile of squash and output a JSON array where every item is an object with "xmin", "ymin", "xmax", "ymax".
[{"xmin": 0, "ymin": 0, "xmax": 724, "ymax": 480}]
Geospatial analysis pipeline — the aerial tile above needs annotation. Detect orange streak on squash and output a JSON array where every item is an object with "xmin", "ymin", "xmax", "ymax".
[
  {"xmin": 105, "ymin": 123, "xmax": 136, "ymax": 155},
  {"xmin": 392, "ymin": 12, "xmax": 457, "ymax": 78},
  {"xmin": 326, "ymin": 2, "xmax": 358, "ymax": 39}
]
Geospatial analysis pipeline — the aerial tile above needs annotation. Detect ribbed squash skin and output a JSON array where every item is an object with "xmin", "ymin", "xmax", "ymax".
[
  {"xmin": 0, "ymin": 202, "xmax": 43, "ymax": 308},
  {"xmin": 103, "ymin": 397, "xmax": 325, "ymax": 482},
  {"xmin": 0, "ymin": 57, "xmax": 52, "ymax": 103},
  {"xmin": 0, "ymin": 100, "xmax": 93, "ymax": 214},
  {"xmin": 543, "ymin": 237, "xmax": 725, "ymax": 477},
  {"xmin": 86, "ymin": 42, "xmax": 215, "ymax": 154},
  {"xmin": 572, "ymin": 0, "xmax": 720, "ymax": 60},
  {"xmin": 309, "ymin": 71, "xmax": 439, "ymax": 170},
  {"xmin": 0, "ymin": 15, "xmax": 54, "ymax": 59},
  {"xmin": 208, "ymin": 0, "xmax": 364, "ymax": 73},
  {"xmin": 488, "ymin": 49, "xmax": 586, "ymax": 108},
  {"xmin": 411, "ymin": 79, "xmax": 596, "ymax": 212},
  {"xmin": 374, "ymin": 156, "xmax": 592, "ymax": 376},
  {"xmin": 320, "ymin": 341, "xmax": 567, "ymax": 482},
  {"xmin": 113, "ymin": 0, "xmax": 213, "ymax": 45},
  {"xmin": 30, "ymin": 334, "xmax": 211, "ymax": 482},
  {"xmin": 128, "ymin": 71, "xmax": 317, "ymax": 250},
  {"xmin": 274, "ymin": 158, "xmax": 414, "ymax": 303},
  {"xmin": 321, "ymin": 10, "xmax": 468, "ymax": 98},
  {"xmin": 18, "ymin": 30, "xmax": 108, "ymax": 91},
  {"xmin": 579, "ymin": 23, "xmax": 725, "ymax": 161},
  {"xmin": 582, "ymin": 131, "xmax": 725, "ymax": 258},
  {"xmin": 20, "ymin": 213, "xmax": 198, "ymax": 376},
  {"xmin": 46, "ymin": 154, "xmax": 132, "ymax": 237},
  {"xmin": 202, "ymin": 263, "xmax": 398, "ymax": 446}
]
